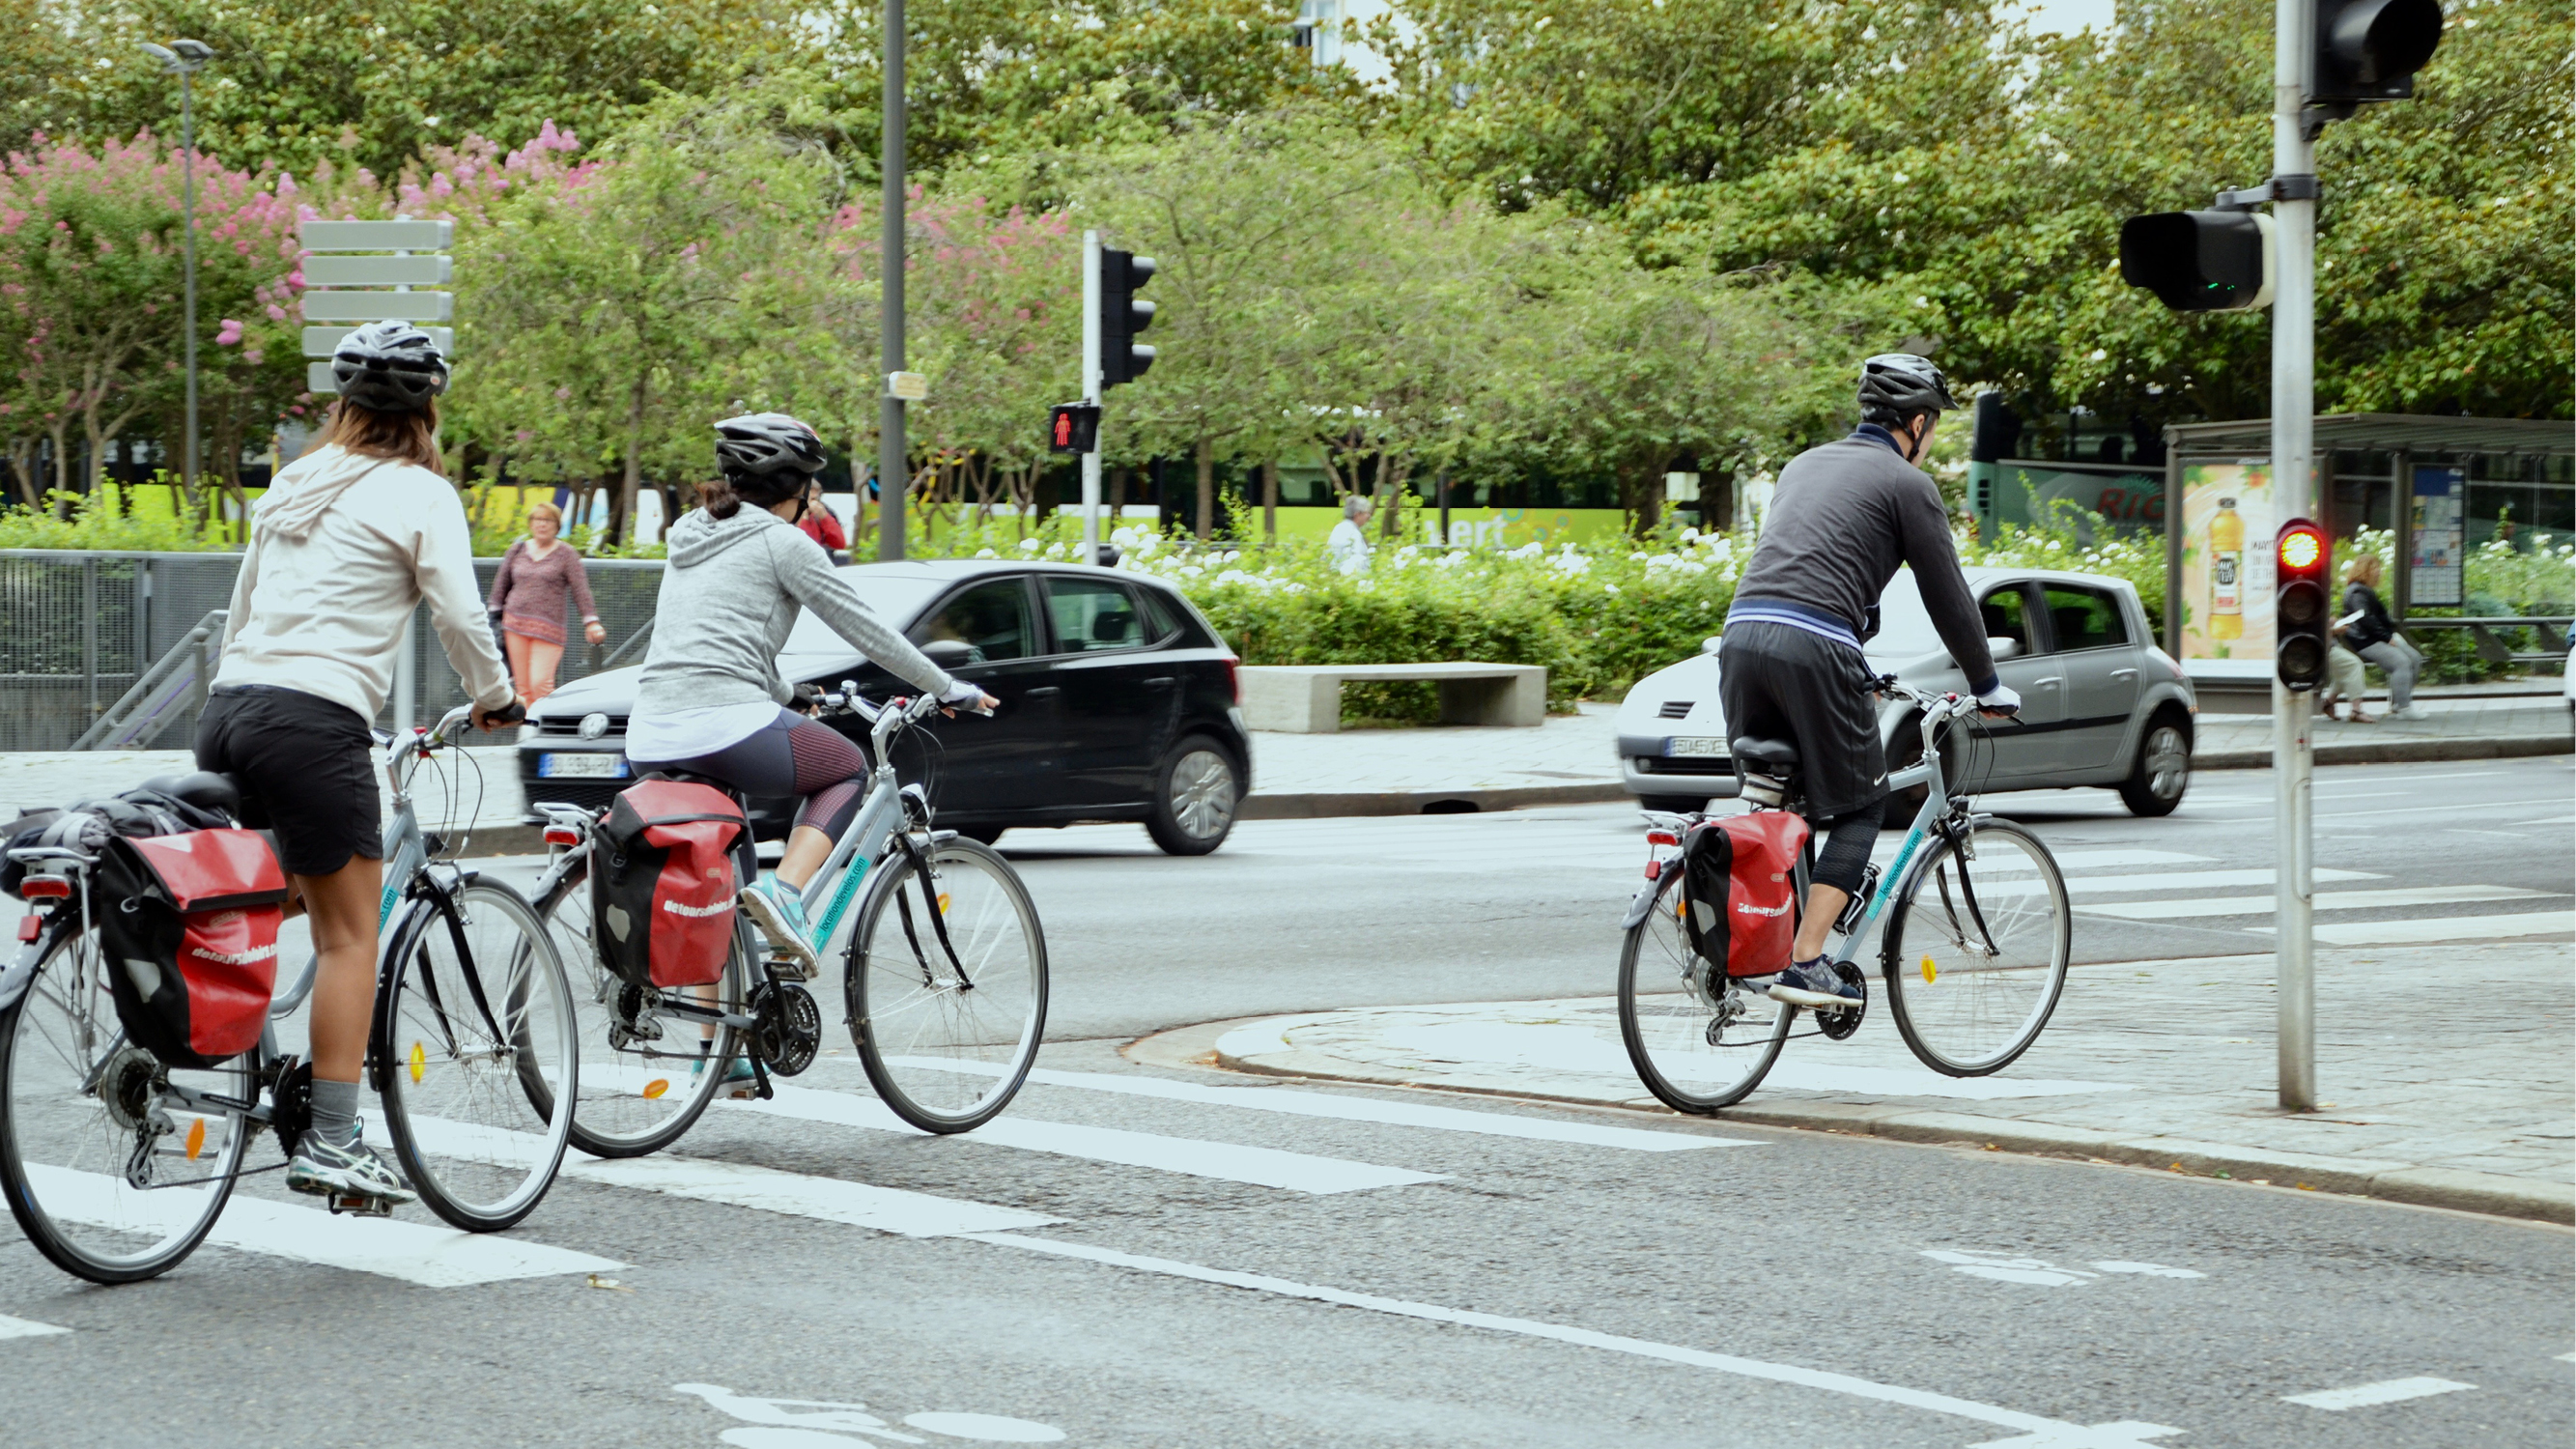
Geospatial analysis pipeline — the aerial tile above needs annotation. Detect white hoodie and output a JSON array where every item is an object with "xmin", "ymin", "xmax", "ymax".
[{"xmin": 213, "ymin": 443, "xmax": 514, "ymax": 723}]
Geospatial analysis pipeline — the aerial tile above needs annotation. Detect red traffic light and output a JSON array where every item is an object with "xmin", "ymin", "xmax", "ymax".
[
  {"xmin": 2276, "ymin": 520, "xmax": 2329, "ymax": 579},
  {"xmin": 2274, "ymin": 519, "xmax": 2334, "ymax": 692}
]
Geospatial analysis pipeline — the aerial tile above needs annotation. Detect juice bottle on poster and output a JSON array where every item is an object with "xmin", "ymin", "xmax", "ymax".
[{"xmin": 2210, "ymin": 497, "xmax": 2244, "ymax": 639}]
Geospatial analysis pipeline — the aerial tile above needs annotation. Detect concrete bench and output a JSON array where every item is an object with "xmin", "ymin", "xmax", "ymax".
[{"xmin": 1239, "ymin": 663, "xmax": 1546, "ymax": 734}]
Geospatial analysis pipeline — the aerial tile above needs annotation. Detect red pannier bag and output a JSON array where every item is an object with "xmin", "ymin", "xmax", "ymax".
[
  {"xmin": 592, "ymin": 778, "xmax": 747, "ymax": 989},
  {"xmin": 95, "ymin": 829, "xmax": 288, "ymax": 1068},
  {"xmin": 1679, "ymin": 811, "xmax": 1810, "ymax": 978}
]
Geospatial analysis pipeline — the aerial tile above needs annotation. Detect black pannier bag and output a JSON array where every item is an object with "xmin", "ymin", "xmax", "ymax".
[
  {"xmin": 94, "ymin": 829, "xmax": 289, "ymax": 1069},
  {"xmin": 592, "ymin": 778, "xmax": 747, "ymax": 990}
]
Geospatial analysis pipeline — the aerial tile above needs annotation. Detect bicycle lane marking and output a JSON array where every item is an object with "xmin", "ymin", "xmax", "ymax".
[
  {"xmin": 724, "ymin": 1082, "xmax": 1447, "ymax": 1194},
  {"xmin": 16, "ymin": 1164, "xmax": 621, "ymax": 1288},
  {"xmin": 959, "ymin": 1231, "xmax": 2188, "ymax": 1449},
  {"xmin": 0, "ymin": 1314, "xmax": 72, "ymax": 1339}
]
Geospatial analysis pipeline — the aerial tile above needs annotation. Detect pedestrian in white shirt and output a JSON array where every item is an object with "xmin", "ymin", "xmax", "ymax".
[{"xmin": 1327, "ymin": 493, "xmax": 1374, "ymax": 577}]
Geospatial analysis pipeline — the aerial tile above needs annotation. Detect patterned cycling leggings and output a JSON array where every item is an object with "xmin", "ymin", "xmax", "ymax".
[{"xmin": 643, "ymin": 708, "xmax": 871, "ymax": 838}]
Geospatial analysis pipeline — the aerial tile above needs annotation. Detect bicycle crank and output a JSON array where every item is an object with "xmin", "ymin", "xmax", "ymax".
[
  {"xmin": 1815, "ymin": 963, "xmax": 1868, "ymax": 1041},
  {"xmin": 747, "ymin": 981, "xmax": 821, "ymax": 1077}
]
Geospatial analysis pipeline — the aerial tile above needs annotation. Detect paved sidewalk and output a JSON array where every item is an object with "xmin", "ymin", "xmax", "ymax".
[{"xmin": 1145, "ymin": 940, "xmax": 2576, "ymax": 1225}]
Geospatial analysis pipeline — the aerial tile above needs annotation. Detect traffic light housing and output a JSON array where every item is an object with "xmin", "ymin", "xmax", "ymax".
[
  {"xmin": 1048, "ymin": 403, "xmax": 1100, "ymax": 454},
  {"xmin": 2275, "ymin": 518, "xmax": 2333, "ymax": 692},
  {"xmin": 2119, "ymin": 210, "xmax": 2276, "ymax": 312},
  {"xmin": 1098, "ymin": 248, "xmax": 1157, "ymax": 387},
  {"xmin": 2313, "ymin": 0, "xmax": 2444, "ymax": 104}
]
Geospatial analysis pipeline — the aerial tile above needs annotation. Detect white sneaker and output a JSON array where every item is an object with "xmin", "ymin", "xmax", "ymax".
[{"xmin": 2392, "ymin": 704, "xmax": 2433, "ymax": 721}]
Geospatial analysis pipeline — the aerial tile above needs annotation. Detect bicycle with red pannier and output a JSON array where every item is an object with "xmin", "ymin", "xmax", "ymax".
[
  {"xmin": 1616, "ymin": 678, "xmax": 2073, "ymax": 1111},
  {"xmin": 0, "ymin": 704, "xmax": 579, "ymax": 1285}
]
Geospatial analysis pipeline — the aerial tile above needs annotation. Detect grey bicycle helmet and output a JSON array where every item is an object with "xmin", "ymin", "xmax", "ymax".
[
  {"xmin": 329, "ymin": 321, "xmax": 448, "ymax": 412},
  {"xmin": 1857, "ymin": 353, "xmax": 1957, "ymax": 427},
  {"xmin": 712, "ymin": 412, "xmax": 829, "ymax": 503}
]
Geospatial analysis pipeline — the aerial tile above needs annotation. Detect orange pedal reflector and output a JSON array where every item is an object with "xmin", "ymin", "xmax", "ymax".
[
  {"xmin": 185, "ymin": 1117, "xmax": 207, "ymax": 1159},
  {"xmin": 641, "ymin": 1078, "xmax": 670, "ymax": 1099}
]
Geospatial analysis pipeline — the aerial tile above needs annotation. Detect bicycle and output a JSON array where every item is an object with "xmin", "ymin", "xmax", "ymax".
[
  {"xmin": 528, "ymin": 688, "xmax": 1047, "ymax": 1154},
  {"xmin": 1617, "ymin": 677, "xmax": 2072, "ymax": 1114},
  {"xmin": 0, "ymin": 704, "xmax": 580, "ymax": 1284}
]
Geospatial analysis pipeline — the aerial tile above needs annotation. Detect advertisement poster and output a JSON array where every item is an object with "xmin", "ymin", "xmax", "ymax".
[
  {"xmin": 2177, "ymin": 461, "xmax": 2277, "ymax": 661},
  {"xmin": 2409, "ymin": 465, "xmax": 2466, "ymax": 608}
]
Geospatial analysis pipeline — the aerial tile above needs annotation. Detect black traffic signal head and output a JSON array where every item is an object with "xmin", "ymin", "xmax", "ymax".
[
  {"xmin": 2119, "ymin": 210, "xmax": 2275, "ymax": 312},
  {"xmin": 2275, "ymin": 518, "xmax": 2334, "ymax": 692},
  {"xmin": 1100, "ymin": 248, "xmax": 1158, "ymax": 387},
  {"xmin": 2314, "ymin": 0, "xmax": 2443, "ymax": 103},
  {"xmin": 1048, "ymin": 402, "xmax": 1100, "ymax": 455}
]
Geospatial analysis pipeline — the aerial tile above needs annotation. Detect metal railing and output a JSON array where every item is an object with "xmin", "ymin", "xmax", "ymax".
[{"xmin": 0, "ymin": 552, "xmax": 667, "ymax": 752}]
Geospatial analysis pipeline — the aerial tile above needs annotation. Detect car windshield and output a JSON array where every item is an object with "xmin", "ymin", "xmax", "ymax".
[
  {"xmin": 1865, "ymin": 570, "xmax": 1947, "ymax": 660},
  {"xmin": 778, "ymin": 571, "xmax": 949, "ymax": 659}
]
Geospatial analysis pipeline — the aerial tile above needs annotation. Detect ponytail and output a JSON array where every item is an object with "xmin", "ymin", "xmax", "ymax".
[{"xmin": 697, "ymin": 476, "xmax": 744, "ymax": 521}]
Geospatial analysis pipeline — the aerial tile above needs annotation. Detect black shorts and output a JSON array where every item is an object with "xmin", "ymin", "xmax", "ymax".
[
  {"xmin": 194, "ymin": 686, "xmax": 382, "ymax": 877},
  {"xmin": 1717, "ymin": 621, "xmax": 1887, "ymax": 820}
]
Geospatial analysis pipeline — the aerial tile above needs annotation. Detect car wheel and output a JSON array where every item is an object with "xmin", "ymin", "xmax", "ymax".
[
  {"xmin": 1637, "ymin": 794, "xmax": 1713, "ymax": 814},
  {"xmin": 2117, "ymin": 713, "xmax": 2192, "ymax": 817},
  {"xmin": 1146, "ymin": 735, "xmax": 1239, "ymax": 855}
]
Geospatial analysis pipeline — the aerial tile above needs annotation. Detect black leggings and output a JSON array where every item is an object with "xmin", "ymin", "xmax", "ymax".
[
  {"xmin": 1808, "ymin": 810, "xmax": 1878, "ymax": 897},
  {"xmin": 644, "ymin": 709, "xmax": 871, "ymax": 839}
]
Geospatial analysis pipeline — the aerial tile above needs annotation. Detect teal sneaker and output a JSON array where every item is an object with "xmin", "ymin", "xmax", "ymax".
[
  {"xmin": 737, "ymin": 875, "xmax": 820, "ymax": 980},
  {"xmin": 691, "ymin": 1053, "xmax": 761, "ymax": 1099}
]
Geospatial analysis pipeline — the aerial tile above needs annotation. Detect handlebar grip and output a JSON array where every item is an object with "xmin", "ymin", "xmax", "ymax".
[{"xmin": 487, "ymin": 699, "xmax": 527, "ymax": 725}]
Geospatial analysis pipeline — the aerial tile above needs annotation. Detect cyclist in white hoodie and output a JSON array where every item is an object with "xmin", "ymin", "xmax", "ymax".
[{"xmin": 197, "ymin": 322, "xmax": 521, "ymax": 1206}]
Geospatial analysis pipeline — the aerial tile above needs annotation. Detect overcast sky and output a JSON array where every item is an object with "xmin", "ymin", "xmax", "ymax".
[{"xmin": 2018, "ymin": 0, "xmax": 2120, "ymax": 35}]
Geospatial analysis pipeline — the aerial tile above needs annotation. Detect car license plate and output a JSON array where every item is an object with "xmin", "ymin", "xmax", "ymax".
[
  {"xmin": 1664, "ymin": 737, "xmax": 1729, "ymax": 758},
  {"xmin": 538, "ymin": 753, "xmax": 627, "ymax": 780}
]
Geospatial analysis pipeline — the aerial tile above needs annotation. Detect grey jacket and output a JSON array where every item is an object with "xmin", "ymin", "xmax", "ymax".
[
  {"xmin": 1733, "ymin": 430, "xmax": 1998, "ymax": 695},
  {"xmin": 633, "ymin": 507, "xmax": 953, "ymax": 720}
]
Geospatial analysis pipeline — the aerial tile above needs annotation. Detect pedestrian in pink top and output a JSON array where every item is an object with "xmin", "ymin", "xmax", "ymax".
[{"xmin": 486, "ymin": 500, "xmax": 605, "ymax": 704}]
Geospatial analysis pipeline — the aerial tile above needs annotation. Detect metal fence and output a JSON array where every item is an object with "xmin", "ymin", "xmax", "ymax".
[{"xmin": 0, "ymin": 551, "xmax": 665, "ymax": 752}]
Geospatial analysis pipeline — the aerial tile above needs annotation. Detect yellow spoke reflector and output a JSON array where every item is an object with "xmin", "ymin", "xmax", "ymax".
[
  {"xmin": 184, "ymin": 1117, "xmax": 206, "ymax": 1160},
  {"xmin": 937, "ymin": 892, "xmax": 951, "ymax": 916},
  {"xmin": 641, "ymin": 1078, "xmax": 670, "ymax": 1099},
  {"xmin": 409, "ymin": 1040, "xmax": 427, "ymax": 1084},
  {"xmin": 1920, "ymin": 953, "xmax": 1938, "ymax": 984}
]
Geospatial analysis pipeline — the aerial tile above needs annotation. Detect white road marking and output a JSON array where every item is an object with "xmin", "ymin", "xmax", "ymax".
[
  {"xmin": 0, "ymin": 1314, "xmax": 71, "ymax": 1339},
  {"xmin": 1923, "ymin": 1250, "xmax": 2098, "ymax": 1287},
  {"xmin": 965, "ymin": 1232, "xmax": 2184, "ymax": 1445},
  {"xmin": 2050, "ymin": 867, "xmax": 2380, "ymax": 895},
  {"xmin": 2282, "ymin": 1377, "xmax": 2476, "ymax": 1410},
  {"xmin": 876, "ymin": 1058, "xmax": 1756, "ymax": 1151},
  {"xmin": 2253, "ymin": 911, "xmax": 2575, "ymax": 946},
  {"xmin": 21, "ymin": 1164, "xmax": 619, "ymax": 1288},
  {"xmin": 2081, "ymin": 885, "xmax": 2552, "ymax": 921},
  {"xmin": 2090, "ymin": 1262, "xmax": 2205, "ymax": 1279},
  {"xmin": 1968, "ymin": 1424, "xmax": 2189, "ymax": 1449},
  {"xmin": 732, "ymin": 1083, "xmax": 1446, "ymax": 1194},
  {"xmin": 2315, "ymin": 801, "xmax": 2544, "ymax": 822},
  {"xmin": 1871, "ymin": 846, "xmax": 2209, "ymax": 872}
]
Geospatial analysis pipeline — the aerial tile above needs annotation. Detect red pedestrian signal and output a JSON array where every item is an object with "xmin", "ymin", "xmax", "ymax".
[
  {"xmin": 1048, "ymin": 402, "xmax": 1100, "ymax": 455},
  {"xmin": 2275, "ymin": 519, "xmax": 2333, "ymax": 692}
]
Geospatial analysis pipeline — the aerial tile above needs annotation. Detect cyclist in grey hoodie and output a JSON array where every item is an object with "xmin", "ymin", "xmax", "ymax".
[{"xmin": 628, "ymin": 413, "xmax": 993, "ymax": 983}]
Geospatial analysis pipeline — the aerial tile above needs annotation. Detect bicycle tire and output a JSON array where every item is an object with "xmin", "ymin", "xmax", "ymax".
[
  {"xmin": 375, "ymin": 881, "xmax": 579, "ymax": 1232},
  {"xmin": 1881, "ymin": 818, "xmax": 2071, "ymax": 1076},
  {"xmin": 847, "ymin": 837, "xmax": 1047, "ymax": 1134},
  {"xmin": 530, "ymin": 858, "xmax": 745, "ymax": 1159},
  {"xmin": 1617, "ymin": 878, "xmax": 1792, "ymax": 1113},
  {"xmin": 0, "ymin": 919, "xmax": 251, "ymax": 1285}
]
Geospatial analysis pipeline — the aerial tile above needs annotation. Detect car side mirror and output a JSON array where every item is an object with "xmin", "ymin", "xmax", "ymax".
[
  {"xmin": 1988, "ymin": 637, "xmax": 2021, "ymax": 662},
  {"xmin": 920, "ymin": 639, "xmax": 975, "ymax": 670}
]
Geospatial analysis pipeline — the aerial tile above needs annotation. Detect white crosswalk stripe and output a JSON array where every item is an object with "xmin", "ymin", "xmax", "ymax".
[
  {"xmin": 2082, "ymin": 885, "xmax": 2555, "ymax": 921},
  {"xmin": 0, "ymin": 1314, "xmax": 72, "ymax": 1339}
]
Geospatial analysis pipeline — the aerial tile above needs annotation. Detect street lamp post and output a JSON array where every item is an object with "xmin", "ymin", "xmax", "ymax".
[{"xmin": 141, "ymin": 40, "xmax": 214, "ymax": 505}]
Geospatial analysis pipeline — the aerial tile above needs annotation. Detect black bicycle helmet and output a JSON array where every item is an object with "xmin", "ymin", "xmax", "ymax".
[
  {"xmin": 1857, "ymin": 353, "xmax": 1957, "ymax": 428},
  {"xmin": 329, "ymin": 321, "xmax": 448, "ymax": 412},
  {"xmin": 712, "ymin": 412, "xmax": 829, "ymax": 504}
]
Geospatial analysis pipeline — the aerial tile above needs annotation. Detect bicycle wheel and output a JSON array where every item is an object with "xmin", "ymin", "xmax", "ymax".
[
  {"xmin": 847, "ymin": 837, "xmax": 1047, "ymax": 1133},
  {"xmin": 1617, "ymin": 881, "xmax": 1792, "ymax": 1113},
  {"xmin": 376, "ymin": 880, "xmax": 579, "ymax": 1231},
  {"xmin": 1882, "ymin": 818, "xmax": 2071, "ymax": 1076},
  {"xmin": 533, "ymin": 859, "xmax": 747, "ymax": 1159},
  {"xmin": 0, "ymin": 921, "xmax": 252, "ymax": 1284}
]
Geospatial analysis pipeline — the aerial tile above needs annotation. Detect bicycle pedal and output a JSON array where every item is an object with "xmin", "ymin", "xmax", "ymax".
[
  {"xmin": 765, "ymin": 955, "xmax": 819, "ymax": 982},
  {"xmin": 326, "ymin": 1192, "xmax": 396, "ymax": 1218}
]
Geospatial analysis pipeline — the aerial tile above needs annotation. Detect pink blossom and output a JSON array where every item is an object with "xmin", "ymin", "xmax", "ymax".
[
  {"xmin": 266, "ymin": 303, "xmax": 287, "ymax": 322},
  {"xmin": 214, "ymin": 319, "xmax": 244, "ymax": 345}
]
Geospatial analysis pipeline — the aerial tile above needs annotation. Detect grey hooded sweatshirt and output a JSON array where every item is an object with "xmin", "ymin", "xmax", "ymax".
[{"xmin": 632, "ymin": 506, "xmax": 953, "ymax": 724}]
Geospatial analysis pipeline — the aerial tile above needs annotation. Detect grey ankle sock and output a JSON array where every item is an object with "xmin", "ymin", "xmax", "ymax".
[{"xmin": 308, "ymin": 1077, "xmax": 362, "ymax": 1143}]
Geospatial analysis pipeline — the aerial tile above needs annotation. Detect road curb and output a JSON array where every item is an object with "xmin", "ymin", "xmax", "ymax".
[
  {"xmin": 1240, "ymin": 781, "xmax": 1629, "ymax": 819},
  {"xmin": 1129, "ymin": 1021, "xmax": 2576, "ymax": 1228},
  {"xmin": 2196, "ymin": 731, "xmax": 2571, "ymax": 771}
]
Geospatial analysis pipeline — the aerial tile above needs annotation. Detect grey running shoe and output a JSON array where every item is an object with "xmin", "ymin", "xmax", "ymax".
[
  {"xmin": 287, "ymin": 1124, "xmax": 416, "ymax": 1207},
  {"xmin": 1767, "ymin": 958, "xmax": 1863, "ymax": 1010},
  {"xmin": 738, "ymin": 876, "xmax": 821, "ymax": 980}
]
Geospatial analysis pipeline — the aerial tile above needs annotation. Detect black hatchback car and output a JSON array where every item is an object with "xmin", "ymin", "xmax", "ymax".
[{"xmin": 517, "ymin": 560, "xmax": 1253, "ymax": 854}]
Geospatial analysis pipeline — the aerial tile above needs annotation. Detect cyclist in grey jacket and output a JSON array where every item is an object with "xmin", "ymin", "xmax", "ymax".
[
  {"xmin": 1721, "ymin": 355, "xmax": 2019, "ymax": 1012},
  {"xmin": 629, "ymin": 413, "xmax": 993, "ymax": 980}
]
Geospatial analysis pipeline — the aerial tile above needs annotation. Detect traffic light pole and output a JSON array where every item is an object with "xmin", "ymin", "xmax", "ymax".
[
  {"xmin": 2271, "ymin": 0, "xmax": 2319, "ymax": 1111},
  {"xmin": 878, "ymin": 0, "xmax": 908, "ymax": 562},
  {"xmin": 1080, "ymin": 230, "xmax": 1104, "ymax": 566}
]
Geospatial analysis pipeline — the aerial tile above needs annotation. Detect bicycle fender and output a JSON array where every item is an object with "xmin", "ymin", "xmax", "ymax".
[
  {"xmin": 1620, "ymin": 873, "xmax": 1677, "ymax": 930},
  {"xmin": 0, "ymin": 920, "xmax": 62, "ymax": 1012}
]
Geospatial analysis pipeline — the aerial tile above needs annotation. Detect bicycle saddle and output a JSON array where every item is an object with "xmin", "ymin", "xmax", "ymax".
[
  {"xmin": 1730, "ymin": 737, "xmax": 1799, "ymax": 773},
  {"xmin": 139, "ymin": 771, "xmax": 242, "ymax": 817}
]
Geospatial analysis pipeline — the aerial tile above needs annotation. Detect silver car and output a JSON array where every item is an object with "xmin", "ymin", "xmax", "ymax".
[{"xmin": 1616, "ymin": 565, "xmax": 2199, "ymax": 820}]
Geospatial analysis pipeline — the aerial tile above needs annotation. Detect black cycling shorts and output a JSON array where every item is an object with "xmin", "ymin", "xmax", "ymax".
[
  {"xmin": 195, "ymin": 686, "xmax": 382, "ymax": 877},
  {"xmin": 1717, "ymin": 621, "xmax": 1887, "ymax": 820}
]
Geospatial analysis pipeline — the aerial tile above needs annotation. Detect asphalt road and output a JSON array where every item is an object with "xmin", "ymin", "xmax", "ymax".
[{"xmin": 1, "ymin": 756, "xmax": 2567, "ymax": 1446}]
